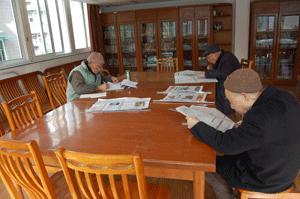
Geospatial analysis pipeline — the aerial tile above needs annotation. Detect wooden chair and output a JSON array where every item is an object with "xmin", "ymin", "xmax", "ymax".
[
  {"xmin": 55, "ymin": 149, "xmax": 171, "ymax": 199},
  {"xmin": 0, "ymin": 105, "xmax": 10, "ymax": 135},
  {"xmin": 44, "ymin": 60, "xmax": 82, "ymax": 79},
  {"xmin": 157, "ymin": 58, "xmax": 179, "ymax": 72},
  {"xmin": 1, "ymin": 91, "xmax": 43, "ymax": 132},
  {"xmin": 241, "ymin": 58, "xmax": 254, "ymax": 69},
  {"xmin": 236, "ymin": 185, "xmax": 300, "ymax": 199},
  {"xmin": 0, "ymin": 122, "xmax": 4, "ymax": 136},
  {"xmin": 42, "ymin": 71, "xmax": 67, "ymax": 110},
  {"xmin": 19, "ymin": 71, "xmax": 57, "ymax": 113},
  {"xmin": 0, "ymin": 139, "xmax": 69, "ymax": 199},
  {"xmin": 100, "ymin": 69, "xmax": 111, "ymax": 76}
]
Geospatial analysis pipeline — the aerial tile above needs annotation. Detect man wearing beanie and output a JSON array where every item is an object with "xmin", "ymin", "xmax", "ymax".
[
  {"xmin": 197, "ymin": 44, "xmax": 241, "ymax": 116},
  {"xmin": 66, "ymin": 52, "xmax": 118, "ymax": 101},
  {"xmin": 187, "ymin": 68, "xmax": 300, "ymax": 199}
]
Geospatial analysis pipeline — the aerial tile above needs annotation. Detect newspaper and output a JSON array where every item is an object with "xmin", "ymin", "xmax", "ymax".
[
  {"xmin": 157, "ymin": 93, "xmax": 210, "ymax": 103},
  {"xmin": 163, "ymin": 86, "xmax": 204, "ymax": 93},
  {"xmin": 121, "ymin": 79, "xmax": 138, "ymax": 88},
  {"xmin": 175, "ymin": 105, "xmax": 236, "ymax": 132},
  {"xmin": 174, "ymin": 70, "xmax": 218, "ymax": 84},
  {"xmin": 80, "ymin": 92, "xmax": 107, "ymax": 98},
  {"xmin": 105, "ymin": 82, "xmax": 126, "ymax": 91},
  {"xmin": 86, "ymin": 97, "xmax": 150, "ymax": 113}
]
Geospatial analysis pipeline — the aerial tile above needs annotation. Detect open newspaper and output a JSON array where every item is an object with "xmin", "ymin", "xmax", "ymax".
[
  {"xmin": 155, "ymin": 93, "xmax": 212, "ymax": 103},
  {"xmin": 161, "ymin": 86, "xmax": 204, "ymax": 93},
  {"xmin": 104, "ymin": 80, "xmax": 138, "ymax": 91},
  {"xmin": 86, "ymin": 97, "xmax": 150, "ymax": 113},
  {"xmin": 174, "ymin": 70, "xmax": 218, "ymax": 84},
  {"xmin": 175, "ymin": 105, "xmax": 236, "ymax": 132}
]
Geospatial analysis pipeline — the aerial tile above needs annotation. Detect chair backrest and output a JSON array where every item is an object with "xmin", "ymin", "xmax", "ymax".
[
  {"xmin": 55, "ymin": 149, "xmax": 148, "ymax": 199},
  {"xmin": 0, "ymin": 122, "xmax": 4, "ymax": 136},
  {"xmin": 42, "ymin": 71, "xmax": 67, "ymax": 110},
  {"xmin": 44, "ymin": 60, "xmax": 82, "ymax": 79},
  {"xmin": 157, "ymin": 58, "xmax": 179, "ymax": 72},
  {"xmin": 100, "ymin": 69, "xmax": 111, "ymax": 76},
  {"xmin": 237, "ymin": 185, "xmax": 300, "ymax": 199},
  {"xmin": 19, "ymin": 71, "xmax": 50, "ymax": 106},
  {"xmin": 0, "ymin": 139, "xmax": 57, "ymax": 199},
  {"xmin": 0, "ymin": 76, "xmax": 25, "ymax": 105},
  {"xmin": 1, "ymin": 91, "xmax": 43, "ymax": 132},
  {"xmin": 241, "ymin": 58, "xmax": 254, "ymax": 69}
]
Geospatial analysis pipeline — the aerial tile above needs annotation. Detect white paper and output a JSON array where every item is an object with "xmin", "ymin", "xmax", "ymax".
[
  {"xmin": 86, "ymin": 97, "xmax": 150, "ymax": 113},
  {"xmin": 174, "ymin": 70, "xmax": 218, "ymax": 84},
  {"xmin": 175, "ymin": 105, "xmax": 236, "ymax": 133},
  {"xmin": 164, "ymin": 86, "xmax": 203, "ymax": 93},
  {"xmin": 104, "ymin": 82, "xmax": 125, "ymax": 91},
  {"xmin": 121, "ymin": 79, "xmax": 138, "ymax": 88},
  {"xmin": 80, "ymin": 92, "xmax": 107, "ymax": 98},
  {"xmin": 160, "ymin": 93, "xmax": 207, "ymax": 103}
]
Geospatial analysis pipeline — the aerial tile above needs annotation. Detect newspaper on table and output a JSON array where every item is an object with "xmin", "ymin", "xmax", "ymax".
[
  {"xmin": 174, "ymin": 70, "xmax": 218, "ymax": 84},
  {"xmin": 86, "ymin": 97, "xmax": 150, "ymax": 113},
  {"xmin": 80, "ymin": 92, "xmax": 107, "ymax": 98},
  {"xmin": 105, "ymin": 82, "xmax": 126, "ymax": 91},
  {"xmin": 156, "ymin": 93, "xmax": 211, "ymax": 103},
  {"xmin": 175, "ymin": 105, "xmax": 236, "ymax": 132},
  {"xmin": 162, "ymin": 86, "xmax": 203, "ymax": 93}
]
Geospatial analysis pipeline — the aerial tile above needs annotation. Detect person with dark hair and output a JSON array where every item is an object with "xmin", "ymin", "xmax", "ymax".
[
  {"xmin": 66, "ymin": 52, "xmax": 118, "ymax": 101},
  {"xmin": 187, "ymin": 68, "xmax": 300, "ymax": 199},
  {"xmin": 198, "ymin": 44, "xmax": 241, "ymax": 116}
]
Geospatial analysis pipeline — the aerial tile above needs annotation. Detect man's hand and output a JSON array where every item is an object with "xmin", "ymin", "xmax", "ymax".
[
  {"xmin": 207, "ymin": 65, "xmax": 213, "ymax": 70},
  {"xmin": 186, "ymin": 115, "xmax": 200, "ymax": 129},
  {"xmin": 111, "ymin": 77, "xmax": 118, "ymax": 83},
  {"xmin": 98, "ymin": 82, "xmax": 109, "ymax": 90},
  {"xmin": 197, "ymin": 72, "xmax": 205, "ymax": 79}
]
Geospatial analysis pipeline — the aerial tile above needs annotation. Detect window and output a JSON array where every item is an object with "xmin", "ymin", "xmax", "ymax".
[
  {"xmin": 0, "ymin": 0, "xmax": 22, "ymax": 62},
  {"xmin": 0, "ymin": 0, "xmax": 90, "ymax": 68}
]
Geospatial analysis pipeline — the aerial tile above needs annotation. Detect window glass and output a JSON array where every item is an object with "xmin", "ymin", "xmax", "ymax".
[
  {"xmin": 70, "ymin": 1, "xmax": 88, "ymax": 49},
  {"xmin": 0, "ymin": 0, "xmax": 22, "ymax": 61},
  {"xmin": 25, "ymin": 0, "xmax": 53, "ymax": 56}
]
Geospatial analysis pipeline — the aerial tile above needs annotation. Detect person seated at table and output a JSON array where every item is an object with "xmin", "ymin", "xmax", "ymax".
[
  {"xmin": 197, "ymin": 44, "xmax": 241, "ymax": 116},
  {"xmin": 186, "ymin": 68, "xmax": 300, "ymax": 199},
  {"xmin": 67, "ymin": 52, "xmax": 118, "ymax": 101}
]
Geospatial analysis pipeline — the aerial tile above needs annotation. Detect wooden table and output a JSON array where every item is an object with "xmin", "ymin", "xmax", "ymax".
[{"xmin": 1, "ymin": 72, "xmax": 216, "ymax": 199}]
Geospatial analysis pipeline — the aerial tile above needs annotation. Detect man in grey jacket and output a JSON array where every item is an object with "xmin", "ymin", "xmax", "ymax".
[
  {"xmin": 187, "ymin": 68, "xmax": 300, "ymax": 199},
  {"xmin": 66, "ymin": 52, "xmax": 118, "ymax": 101}
]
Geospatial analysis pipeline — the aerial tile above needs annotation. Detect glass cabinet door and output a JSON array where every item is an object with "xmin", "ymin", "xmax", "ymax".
[
  {"xmin": 140, "ymin": 23, "xmax": 157, "ymax": 71},
  {"xmin": 277, "ymin": 15, "xmax": 299, "ymax": 79},
  {"xmin": 254, "ymin": 15, "xmax": 276, "ymax": 79},
  {"xmin": 103, "ymin": 26, "xmax": 119, "ymax": 76},
  {"xmin": 160, "ymin": 21, "xmax": 176, "ymax": 59},
  {"xmin": 120, "ymin": 24, "xmax": 137, "ymax": 72},
  {"xmin": 182, "ymin": 20, "xmax": 193, "ymax": 70},
  {"xmin": 197, "ymin": 19, "xmax": 208, "ymax": 71}
]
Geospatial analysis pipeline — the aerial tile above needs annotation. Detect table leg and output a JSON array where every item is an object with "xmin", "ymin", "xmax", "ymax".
[{"xmin": 193, "ymin": 170, "xmax": 205, "ymax": 199}]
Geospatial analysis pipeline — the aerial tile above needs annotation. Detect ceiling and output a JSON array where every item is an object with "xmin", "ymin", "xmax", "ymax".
[{"xmin": 71, "ymin": 0, "xmax": 170, "ymax": 7}]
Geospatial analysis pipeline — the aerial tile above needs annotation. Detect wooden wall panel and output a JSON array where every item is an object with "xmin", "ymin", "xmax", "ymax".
[
  {"xmin": 157, "ymin": 7, "xmax": 178, "ymax": 20},
  {"xmin": 101, "ymin": 13, "xmax": 116, "ymax": 25},
  {"xmin": 280, "ymin": 1, "xmax": 300, "ymax": 13},
  {"xmin": 180, "ymin": 7, "xmax": 194, "ymax": 19},
  {"xmin": 117, "ymin": 11, "xmax": 136, "ymax": 23},
  {"xmin": 136, "ymin": 9, "xmax": 157, "ymax": 21},
  {"xmin": 252, "ymin": 2, "xmax": 279, "ymax": 13},
  {"xmin": 195, "ymin": 6, "xmax": 210, "ymax": 18}
]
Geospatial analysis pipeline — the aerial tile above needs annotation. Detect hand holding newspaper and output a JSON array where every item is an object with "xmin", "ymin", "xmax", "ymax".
[{"xmin": 175, "ymin": 105, "xmax": 236, "ymax": 132}]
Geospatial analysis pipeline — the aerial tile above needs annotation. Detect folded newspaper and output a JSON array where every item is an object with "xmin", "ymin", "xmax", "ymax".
[
  {"xmin": 162, "ymin": 86, "xmax": 204, "ymax": 93},
  {"xmin": 174, "ymin": 70, "xmax": 218, "ymax": 84},
  {"xmin": 86, "ymin": 97, "xmax": 150, "ymax": 113},
  {"xmin": 175, "ymin": 105, "xmax": 236, "ymax": 132},
  {"xmin": 121, "ymin": 79, "xmax": 138, "ymax": 88}
]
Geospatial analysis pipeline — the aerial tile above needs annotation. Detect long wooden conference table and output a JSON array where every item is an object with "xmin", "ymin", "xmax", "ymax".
[{"xmin": 1, "ymin": 72, "xmax": 216, "ymax": 199}]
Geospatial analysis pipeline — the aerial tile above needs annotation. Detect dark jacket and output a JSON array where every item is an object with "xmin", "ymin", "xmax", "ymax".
[
  {"xmin": 205, "ymin": 50, "xmax": 241, "ymax": 116},
  {"xmin": 190, "ymin": 85, "xmax": 300, "ymax": 193}
]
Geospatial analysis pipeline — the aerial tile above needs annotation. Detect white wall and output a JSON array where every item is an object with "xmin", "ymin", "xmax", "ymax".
[{"xmin": 0, "ymin": 53, "xmax": 89, "ymax": 79}]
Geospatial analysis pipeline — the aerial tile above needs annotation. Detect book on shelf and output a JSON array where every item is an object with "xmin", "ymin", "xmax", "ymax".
[
  {"xmin": 86, "ymin": 97, "xmax": 151, "ymax": 113},
  {"xmin": 175, "ymin": 105, "xmax": 236, "ymax": 132}
]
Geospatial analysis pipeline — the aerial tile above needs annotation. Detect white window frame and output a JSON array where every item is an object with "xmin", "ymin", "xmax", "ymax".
[{"xmin": 0, "ymin": 0, "xmax": 90, "ymax": 69}]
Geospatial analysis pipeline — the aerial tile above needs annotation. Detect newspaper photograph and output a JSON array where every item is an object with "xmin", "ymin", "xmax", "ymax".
[
  {"xmin": 161, "ymin": 93, "xmax": 207, "ymax": 103},
  {"xmin": 86, "ymin": 97, "xmax": 150, "ymax": 113},
  {"xmin": 165, "ymin": 86, "xmax": 203, "ymax": 93}
]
